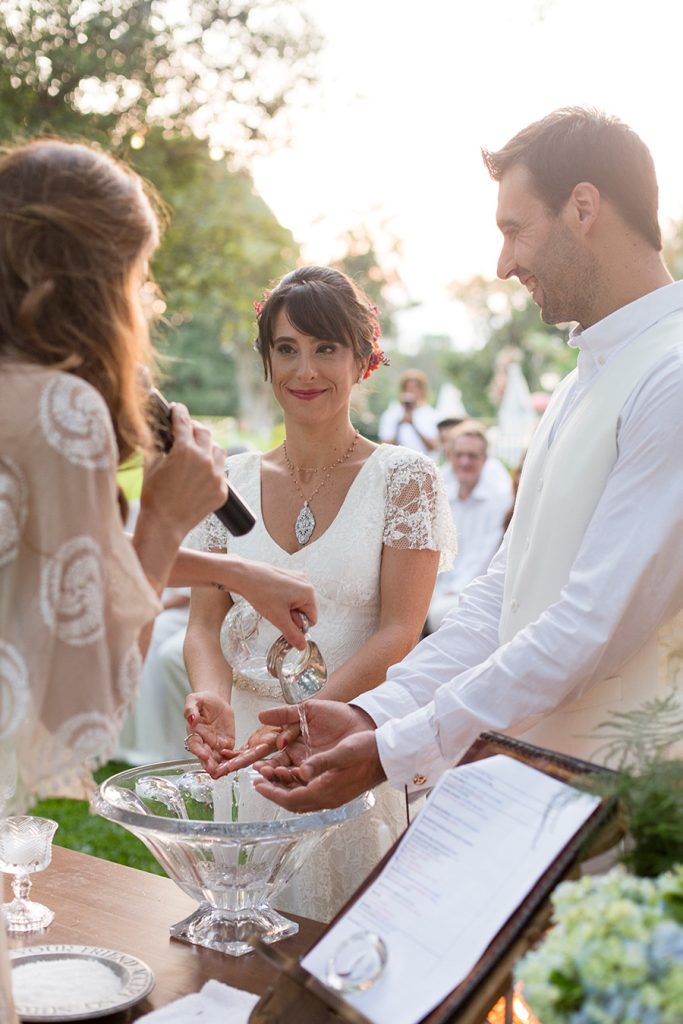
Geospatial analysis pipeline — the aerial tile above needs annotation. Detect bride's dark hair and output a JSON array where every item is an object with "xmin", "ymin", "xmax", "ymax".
[{"xmin": 254, "ymin": 265, "xmax": 381, "ymax": 381}]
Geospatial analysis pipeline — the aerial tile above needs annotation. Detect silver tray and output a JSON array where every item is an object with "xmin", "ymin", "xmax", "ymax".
[{"xmin": 9, "ymin": 944, "xmax": 154, "ymax": 1021}]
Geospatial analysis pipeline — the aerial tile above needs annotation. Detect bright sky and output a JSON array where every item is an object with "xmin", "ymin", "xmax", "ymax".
[{"xmin": 250, "ymin": 0, "xmax": 683, "ymax": 347}]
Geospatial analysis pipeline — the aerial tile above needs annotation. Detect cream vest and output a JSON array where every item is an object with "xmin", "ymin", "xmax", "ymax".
[{"xmin": 500, "ymin": 314, "xmax": 683, "ymax": 763}]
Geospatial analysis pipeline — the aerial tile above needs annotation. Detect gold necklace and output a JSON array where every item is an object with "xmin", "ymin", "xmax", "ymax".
[{"xmin": 283, "ymin": 431, "xmax": 360, "ymax": 545}]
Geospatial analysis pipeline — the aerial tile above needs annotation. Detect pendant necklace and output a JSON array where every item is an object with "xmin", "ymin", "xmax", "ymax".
[{"xmin": 283, "ymin": 431, "xmax": 360, "ymax": 545}]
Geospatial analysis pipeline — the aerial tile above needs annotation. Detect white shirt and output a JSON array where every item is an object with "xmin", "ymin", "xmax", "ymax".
[
  {"xmin": 378, "ymin": 401, "xmax": 440, "ymax": 457},
  {"xmin": 355, "ymin": 281, "xmax": 683, "ymax": 790},
  {"xmin": 434, "ymin": 463, "xmax": 512, "ymax": 597}
]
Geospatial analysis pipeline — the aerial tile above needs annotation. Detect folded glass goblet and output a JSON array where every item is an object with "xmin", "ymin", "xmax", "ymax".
[
  {"xmin": 0, "ymin": 816, "xmax": 58, "ymax": 933},
  {"xmin": 93, "ymin": 762, "xmax": 374, "ymax": 957}
]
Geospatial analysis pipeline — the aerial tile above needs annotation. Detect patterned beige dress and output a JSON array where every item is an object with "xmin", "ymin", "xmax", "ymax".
[{"xmin": 0, "ymin": 363, "xmax": 159, "ymax": 815}]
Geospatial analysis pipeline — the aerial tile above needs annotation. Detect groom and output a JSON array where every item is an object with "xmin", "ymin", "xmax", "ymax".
[{"xmin": 252, "ymin": 107, "xmax": 683, "ymax": 811}]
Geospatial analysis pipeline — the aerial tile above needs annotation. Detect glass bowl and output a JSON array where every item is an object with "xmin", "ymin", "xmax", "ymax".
[{"xmin": 92, "ymin": 761, "xmax": 375, "ymax": 956}]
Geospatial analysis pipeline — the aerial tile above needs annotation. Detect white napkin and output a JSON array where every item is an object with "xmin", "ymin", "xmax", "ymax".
[{"xmin": 137, "ymin": 979, "xmax": 259, "ymax": 1023}]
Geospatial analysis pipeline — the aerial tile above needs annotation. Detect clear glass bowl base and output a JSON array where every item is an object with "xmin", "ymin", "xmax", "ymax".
[
  {"xmin": 2, "ymin": 898, "xmax": 54, "ymax": 933},
  {"xmin": 92, "ymin": 761, "xmax": 375, "ymax": 959},
  {"xmin": 170, "ymin": 902, "xmax": 298, "ymax": 957}
]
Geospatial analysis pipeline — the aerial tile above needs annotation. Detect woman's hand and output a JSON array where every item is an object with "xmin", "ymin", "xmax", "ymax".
[
  {"xmin": 230, "ymin": 559, "xmax": 317, "ymax": 650},
  {"xmin": 184, "ymin": 691, "xmax": 236, "ymax": 778},
  {"xmin": 218, "ymin": 720, "xmax": 301, "ymax": 774},
  {"xmin": 141, "ymin": 404, "xmax": 228, "ymax": 542}
]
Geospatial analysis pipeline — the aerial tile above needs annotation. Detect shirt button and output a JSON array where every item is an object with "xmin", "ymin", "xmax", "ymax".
[
  {"xmin": 537, "ymin": 478, "xmax": 544, "ymax": 492},
  {"xmin": 510, "ymin": 599, "xmax": 519, "ymax": 611},
  {"xmin": 413, "ymin": 774, "xmax": 427, "ymax": 786},
  {"xmin": 597, "ymin": 355, "xmax": 606, "ymax": 365}
]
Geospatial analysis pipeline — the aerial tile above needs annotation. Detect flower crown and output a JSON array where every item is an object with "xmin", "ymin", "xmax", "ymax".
[{"xmin": 253, "ymin": 293, "xmax": 388, "ymax": 380}]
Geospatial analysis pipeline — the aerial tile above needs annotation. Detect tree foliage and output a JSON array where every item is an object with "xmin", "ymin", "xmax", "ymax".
[
  {"xmin": 0, "ymin": 0, "xmax": 320, "ymax": 153},
  {"xmin": 0, "ymin": 0, "xmax": 318, "ymax": 418},
  {"xmin": 130, "ymin": 130, "xmax": 298, "ymax": 418}
]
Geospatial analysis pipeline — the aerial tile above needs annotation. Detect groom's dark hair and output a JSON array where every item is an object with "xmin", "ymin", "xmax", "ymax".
[{"xmin": 482, "ymin": 106, "xmax": 662, "ymax": 251}]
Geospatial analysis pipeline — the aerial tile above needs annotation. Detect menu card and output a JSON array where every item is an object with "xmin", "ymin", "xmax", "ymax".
[{"xmin": 302, "ymin": 754, "xmax": 600, "ymax": 1024}]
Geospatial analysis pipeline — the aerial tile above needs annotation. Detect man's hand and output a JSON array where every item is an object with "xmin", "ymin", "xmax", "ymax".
[
  {"xmin": 218, "ymin": 721, "xmax": 300, "ymax": 774},
  {"xmin": 251, "ymin": 701, "xmax": 386, "ymax": 811}
]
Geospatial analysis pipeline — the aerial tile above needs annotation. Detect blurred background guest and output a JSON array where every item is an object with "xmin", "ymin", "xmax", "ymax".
[
  {"xmin": 378, "ymin": 367, "xmax": 440, "ymax": 457},
  {"xmin": 427, "ymin": 420, "xmax": 512, "ymax": 632}
]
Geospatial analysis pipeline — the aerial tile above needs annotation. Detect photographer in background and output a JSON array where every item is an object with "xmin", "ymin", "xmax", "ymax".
[{"xmin": 378, "ymin": 368, "xmax": 440, "ymax": 457}]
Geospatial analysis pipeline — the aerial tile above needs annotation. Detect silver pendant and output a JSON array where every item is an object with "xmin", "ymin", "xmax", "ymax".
[{"xmin": 295, "ymin": 502, "xmax": 315, "ymax": 545}]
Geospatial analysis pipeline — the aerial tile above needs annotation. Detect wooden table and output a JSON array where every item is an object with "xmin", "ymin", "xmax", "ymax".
[{"xmin": 8, "ymin": 845, "xmax": 325, "ymax": 1021}]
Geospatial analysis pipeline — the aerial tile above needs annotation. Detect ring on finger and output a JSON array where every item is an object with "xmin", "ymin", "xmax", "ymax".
[{"xmin": 184, "ymin": 732, "xmax": 199, "ymax": 753}]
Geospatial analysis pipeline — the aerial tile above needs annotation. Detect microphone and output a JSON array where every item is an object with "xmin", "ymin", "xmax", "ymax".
[{"xmin": 148, "ymin": 388, "xmax": 256, "ymax": 537}]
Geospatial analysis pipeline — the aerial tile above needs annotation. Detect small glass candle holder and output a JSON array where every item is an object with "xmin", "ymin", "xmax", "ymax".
[
  {"xmin": 0, "ymin": 816, "xmax": 58, "ymax": 933},
  {"xmin": 326, "ymin": 931, "xmax": 388, "ymax": 992}
]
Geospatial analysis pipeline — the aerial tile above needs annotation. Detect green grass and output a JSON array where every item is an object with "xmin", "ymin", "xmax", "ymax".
[{"xmin": 32, "ymin": 761, "xmax": 165, "ymax": 876}]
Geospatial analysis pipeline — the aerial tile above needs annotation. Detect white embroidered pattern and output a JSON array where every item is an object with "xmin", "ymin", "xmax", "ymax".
[
  {"xmin": 0, "ymin": 458, "xmax": 27, "ymax": 568},
  {"xmin": 40, "ymin": 536, "xmax": 106, "ymax": 645},
  {"xmin": 116, "ymin": 643, "xmax": 143, "ymax": 710},
  {"xmin": 39, "ymin": 375, "xmax": 117, "ymax": 470},
  {"xmin": 0, "ymin": 641, "xmax": 30, "ymax": 739},
  {"xmin": 48, "ymin": 711, "xmax": 118, "ymax": 768}
]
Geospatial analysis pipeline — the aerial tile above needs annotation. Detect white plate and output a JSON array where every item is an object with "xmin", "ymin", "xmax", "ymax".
[{"xmin": 9, "ymin": 944, "xmax": 155, "ymax": 1021}]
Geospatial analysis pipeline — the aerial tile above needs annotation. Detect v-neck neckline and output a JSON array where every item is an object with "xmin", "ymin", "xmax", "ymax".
[{"xmin": 257, "ymin": 445, "xmax": 383, "ymax": 556}]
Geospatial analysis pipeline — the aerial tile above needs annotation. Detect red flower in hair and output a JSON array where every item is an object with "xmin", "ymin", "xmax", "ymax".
[
  {"xmin": 253, "ymin": 290, "xmax": 273, "ymax": 321},
  {"xmin": 362, "ymin": 304, "xmax": 388, "ymax": 379}
]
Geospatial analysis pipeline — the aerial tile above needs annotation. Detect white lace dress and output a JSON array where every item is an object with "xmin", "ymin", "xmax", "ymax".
[{"xmin": 198, "ymin": 443, "xmax": 455, "ymax": 921}]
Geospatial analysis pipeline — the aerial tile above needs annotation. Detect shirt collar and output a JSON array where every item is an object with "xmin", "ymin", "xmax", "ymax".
[{"xmin": 568, "ymin": 280, "xmax": 683, "ymax": 358}]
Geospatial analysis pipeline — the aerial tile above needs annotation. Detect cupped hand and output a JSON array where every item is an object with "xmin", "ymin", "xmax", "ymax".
[
  {"xmin": 253, "ymin": 730, "xmax": 385, "ymax": 812},
  {"xmin": 218, "ymin": 721, "xmax": 300, "ymax": 774},
  {"xmin": 184, "ymin": 691, "xmax": 236, "ymax": 778},
  {"xmin": 249, "ymin": 700, "xmax": 383, "ymax": 811}
]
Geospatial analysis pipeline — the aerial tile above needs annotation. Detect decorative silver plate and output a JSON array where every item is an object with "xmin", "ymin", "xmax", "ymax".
[{"xmin": 9, "ymin": 944, "xmax": 155, "ymax": 1021}]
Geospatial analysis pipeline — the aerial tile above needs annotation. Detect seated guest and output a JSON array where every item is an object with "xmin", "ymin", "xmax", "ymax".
[
  {"xmin": 436, "ymin": 415, "xmax": 464, "ymax": 461},
  {"xmin": 427, "ymin": 421, "xmax": 512, "ymax": 632},
  {"xmin": 439, "ymin": 416, "xmax": 512, "ymax": 496}
]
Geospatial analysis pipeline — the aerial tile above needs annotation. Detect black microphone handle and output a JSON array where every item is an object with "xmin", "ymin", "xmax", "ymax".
[
  {"xmin": 212, "ymin": 481, "xmax": 256, "ymax": 537},
  {"xmin": 146, "ymin": 388, "xmax": 255, "ymax": 536}
]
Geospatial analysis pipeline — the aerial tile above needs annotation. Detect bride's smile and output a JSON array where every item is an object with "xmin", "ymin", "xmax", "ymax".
[{"xmin": 271, "ymin": 309, "xmax": 360, "ymax": 427}]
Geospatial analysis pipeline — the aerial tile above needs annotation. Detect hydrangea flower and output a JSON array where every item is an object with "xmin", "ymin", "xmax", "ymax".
[{"xmin": 516, "ymin": 866, "xmax": 683, "ymax": 1024}]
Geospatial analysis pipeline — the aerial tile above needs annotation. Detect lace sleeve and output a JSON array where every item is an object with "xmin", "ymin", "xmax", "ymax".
[
  {"xmin": 187, "ymin": 512, "xmax": 229, "ymax": 554},
  {"xmin": 382, "ymin": 451, "xmax": 456, "ymax": 572}
]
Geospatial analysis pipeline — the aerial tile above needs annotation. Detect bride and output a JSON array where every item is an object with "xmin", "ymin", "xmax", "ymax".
[{"xmin": 183, "ymin": 265, "xmax": 455, "ymax": 921}]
